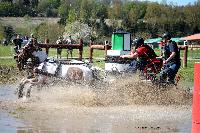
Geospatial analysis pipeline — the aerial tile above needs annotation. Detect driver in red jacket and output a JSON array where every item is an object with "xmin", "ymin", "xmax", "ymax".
[{"xmin": 121, "ymin": 38, "xmax": 161, "ymax": 71}]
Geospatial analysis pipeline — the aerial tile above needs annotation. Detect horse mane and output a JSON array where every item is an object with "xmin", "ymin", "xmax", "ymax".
[{"xmin": 15, "ymin": 46, "xmax": 37, "ymax": 70}]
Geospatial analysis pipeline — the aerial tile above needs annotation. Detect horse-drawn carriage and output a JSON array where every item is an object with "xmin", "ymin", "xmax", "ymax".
[
  {"xmin": 14, "ymin": 32, "xmax": 178, "ymax": 99},
  {"xmin": 13, "ymin": 37, "xmax": 112, "ymax": 98}
]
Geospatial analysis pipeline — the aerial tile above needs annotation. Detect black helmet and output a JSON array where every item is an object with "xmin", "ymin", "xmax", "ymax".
[
  {"xmin": 162, "ymin": 32, "xmax": 171, "ymax": 40},
  {"xmin": 133, "ymin": 38, "xmax": 144, "ymax": 49}
]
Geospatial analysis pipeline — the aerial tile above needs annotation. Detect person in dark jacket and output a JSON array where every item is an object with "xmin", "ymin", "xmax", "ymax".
[
  {"xmin": 159, "ymin": 32, "xmax": 181, "ymax": 84},
  {"xmin": 13, "ymin": 34, "xmax": 23, "ymax": 53}
]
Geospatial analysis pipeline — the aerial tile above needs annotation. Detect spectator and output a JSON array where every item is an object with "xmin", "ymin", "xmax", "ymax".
[
  {"xmin": 56, "ymin": 36, "xmax": 63, "ymax": 58},
  {"xmin": 22, "ymin": 35, "xmax": 29, "ymax": 46},
  {"xmin": 25, "ymin": 33, "xmax": 36, "ymax": 47},
  {"xmin": 66, "ymin": 35, "xmax": 73, "ymax": 59},
  {"xmin": 2, "ymin": 39, "xmax": 8, "ymax": 46},
  {"xmin": 13, "ymin": 34, "xmax": 23, "ymax": 53}
]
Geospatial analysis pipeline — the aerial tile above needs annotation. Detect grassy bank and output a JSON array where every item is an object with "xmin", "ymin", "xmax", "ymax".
[
  {"xmin": 0, "ymin": 45, "xmax": 14, "ymax": 57},
  {"xmin": 0, "ymin": 17, "xmax": 59, "ymax": 29}
]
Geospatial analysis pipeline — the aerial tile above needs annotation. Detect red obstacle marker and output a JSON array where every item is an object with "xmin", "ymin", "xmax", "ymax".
[{"xmin": 192, "ymin": 62, "xmax": 200, "ymax": 133}]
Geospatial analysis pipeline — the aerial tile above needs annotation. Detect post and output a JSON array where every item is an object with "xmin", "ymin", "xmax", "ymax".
[
  {"xmin": 105, "ymin": 40, "xmax": 109, "ymax": 58},
  {"xmin": 78, "ymin": 39, "xmax": 83, "ymax": 61},
  {"xmin": 45, "ymin": 38, "xmax": 49, "ymax": 44},
  {"xmin": 192, "ymin": 62, "xmax": 200, "ymax": 133},
  {"xmin": 89, "ymin": 41, "xmax": 93, "ymax": 62},
  {"xmin": 183, "ymin": 46, "xmax": 188, "ymax": 68},
  {"xmin": 44, "ymin": 38, "xmax": 49, "ymax": 55}
]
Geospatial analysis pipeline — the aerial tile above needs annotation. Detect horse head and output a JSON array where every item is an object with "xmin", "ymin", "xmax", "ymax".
[{"xmin": 14, "ymin": 45, "xmax": 36, "ymax": 71}]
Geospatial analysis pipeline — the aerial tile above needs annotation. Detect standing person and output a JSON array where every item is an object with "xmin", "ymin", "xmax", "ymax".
[
  {"xmin": 22, "ymin": 35, "xmax": 29, "ymax": 46},
  {"xmin": 66, "ymin": 35, "xmax": 73, "ymax": 59},
  {"xmin": 56, "ymin": 36, "xmax": 63, "ymax": 58},
  {"xmin": 13, "ymin": 34, "xmax": 23, "ymax": 54},
  {"xmin": 25, "ymin": 33, "xmax": 35, "ymax": 47},
  {"xmin": 159, "ymin": 33, "xmax": 181, "ymax": 84},
  {"xmin": 120, "ymin": 38, "xmax": 159, "ymax": 72},
  {"xmin": 30, "ymin": 33, "xmax": 34, "ymax": 39}
]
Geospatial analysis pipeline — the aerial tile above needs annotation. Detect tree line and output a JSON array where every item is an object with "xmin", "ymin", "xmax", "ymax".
[{"xmin": 0, "ymin": 0, "xmax": 200, "ymax": 41}]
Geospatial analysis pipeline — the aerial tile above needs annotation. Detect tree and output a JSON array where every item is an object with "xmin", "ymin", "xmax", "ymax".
[
  {"xmin": 4, "ymin": 25, "xmax": 15, "ymax": 43},
  {"xmin": 1, "ymin": 0, "xmax": 13, "ymax": 3},
  {"xmin": 121, "ymin": 2, "xmax": 147, "ymax": 34},
  {"xmin": 31, "ymin": 0, "xmax": 39, "ymax": 8},
  {"xmin": 91, "ymin": 1, "xmax": 108, "ymax": 19},
  {"xmin": 35, "ymin": 22, "xmax": 64, "ymax": 43},
  {"xmin": 0, "ymin": 23, "xmax": 5, "ymax": 41},
  {"xmin": 37, "ymin": 0, "xmax": 60, "ymax": 17},
  {"xmin": 98, "ymin": 17, "xmax": 109, "ymax": 36},
  {"xmin": 79, "ymin": 0, "xmax": 93, "ymax": 23},
  {"xmin": 23, "ymin": 0, "xmax": 30, "ymax": 7},
  {"xmin": 58, "ymin": 1, "xmax": 70, "ymax": 18},
  {"xmin": 184, "ymin": 4, "xmax": 200, "ymax": 34},
  {"xmin": 0, "ymin": 2, "xmax": 13, "ymax": 16},
  {"xmin": 108, "ymin": 0, "xmax": 122, "ymax": 20},
  {"xmin": 64, "ymin": 21, "xmax": 92, "ymax": 43},
  {"xmin": 66, "ymin": 9, "xmax": 77, "ymax": 23},
  {"xmin": 144, "ymin": 3, "xmax": 165, "ymax": 36}
]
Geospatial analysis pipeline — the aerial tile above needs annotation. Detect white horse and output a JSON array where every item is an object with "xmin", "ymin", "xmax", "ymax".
[
  {"xmin": 17, "ymin": 59, "xmax": 95, "ymax": 99},
  {"xmin": 37, "ymin": 60, "xmax": 93, "ymax": 81}
]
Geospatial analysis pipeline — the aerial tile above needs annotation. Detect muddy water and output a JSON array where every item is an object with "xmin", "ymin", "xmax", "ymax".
[
  {"xmin": 0, "ymin": 85, "xmax": 32, "ymax": 133},
  {"xmin": 0, "ymin": 76, "xmax": 193, "ymax": 133},
  {"xmin": 0, "ymin": 111, "xmax": 33, "ymax": 133}
]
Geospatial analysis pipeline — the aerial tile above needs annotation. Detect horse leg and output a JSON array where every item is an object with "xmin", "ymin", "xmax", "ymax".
[
  {"xmin": 17, "ymin": 78, "xmax": 27, "ymax": 98},
  {"xmin": 24, "ymin": 78, "xmax": 37, "ymax": 98},
  {"xmin": 26, "ymin": 83, "xmax": 33, "ymax": 98},
  {"xmin": 18, "ymin": 78, "xmax": 34, "ymax": 98},
  {"xmin": 18, "ymin": 84, "xmax": 24, "ymax": 98}
]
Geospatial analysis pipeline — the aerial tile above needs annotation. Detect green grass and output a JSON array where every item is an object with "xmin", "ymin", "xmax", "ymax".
[
  {"xmin": 0, "ymin": 59, "xmax": 16, "ymax": 66},
  {"xmin": 179, "ymin": 60, "xmax": 196, "ymax": 82},
  {"xmin": 0, "ymin": 45, "xmax": 106, "ymax": 68},
  {"xmin": 47, "ymin": 46, "xmax": 105, "ymax": 58},
  {"xmin": 0, "ymin": 45, "xmax": 14, "ymax": 56}
]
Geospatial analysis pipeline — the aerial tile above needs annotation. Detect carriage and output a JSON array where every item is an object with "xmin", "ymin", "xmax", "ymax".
[{"xmin": 14, "ymin": 33, "xmax": 166, "ymax": 99}]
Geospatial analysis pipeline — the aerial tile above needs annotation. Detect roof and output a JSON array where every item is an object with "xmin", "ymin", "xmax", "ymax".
[
  {"xmin": 113, "ymin": 30, "xmax": 130, "ymax": 34},
  {"xmin": 144, "ymin": 38, "xmax": 162, "ymax": 43},
  {"xmin": 171, "ymin": 38, "xmax": 184, "ymax": 43},
  {"xmin": 181, "ymin": 33, "xmax": 200, "ymax": 41},
  {"xmin": 145, "ymin": 37, "xmax": 183, "ymax": 43}
]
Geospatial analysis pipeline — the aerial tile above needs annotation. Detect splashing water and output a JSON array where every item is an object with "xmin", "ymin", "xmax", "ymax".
[
  {"xmin": 0, "ymin": 73, "xmax": 192, "ymax": 133},
  {"xmin": 27, "ymin": 73, "xmax": 192, "ymax": 107}
]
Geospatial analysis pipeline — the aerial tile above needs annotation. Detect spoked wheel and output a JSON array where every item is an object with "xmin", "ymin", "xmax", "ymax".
[{"xmin": 142, "ymin": 64, "xmax": 160, "ymax": 82}]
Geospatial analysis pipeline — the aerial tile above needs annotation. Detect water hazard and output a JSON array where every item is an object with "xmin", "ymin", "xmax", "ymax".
[{"xmin": 0, "ymin": 76, "xmax": 192, "ymax": 133}]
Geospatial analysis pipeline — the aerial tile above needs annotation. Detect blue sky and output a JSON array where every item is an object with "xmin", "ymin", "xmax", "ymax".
[{"xmin": 139, "ymin": 0, "xmax": 198, "ymax": 6}]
